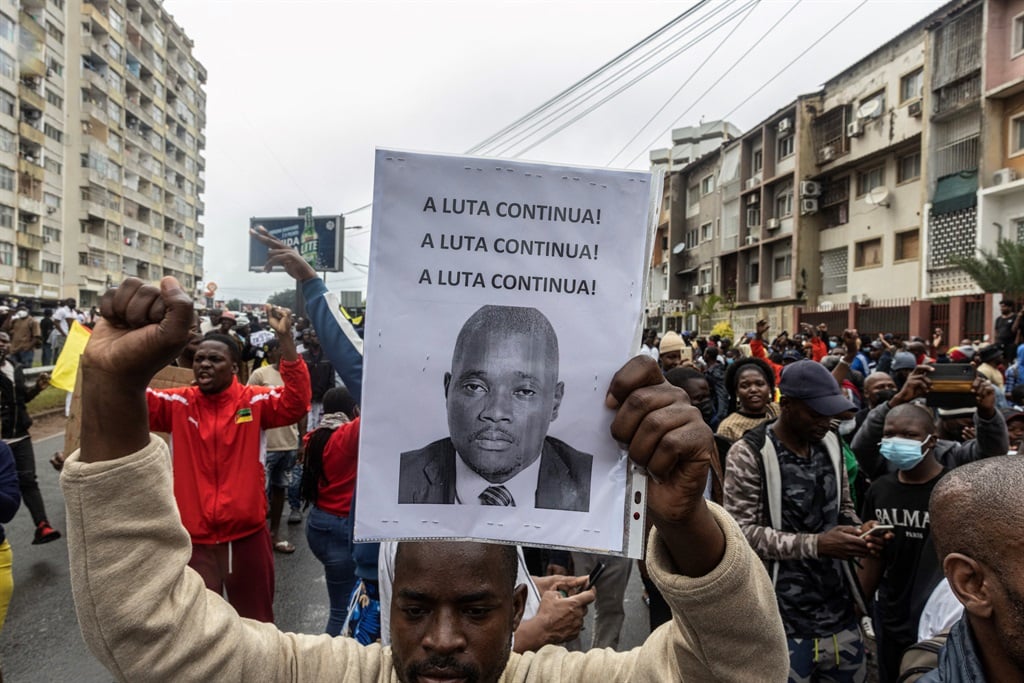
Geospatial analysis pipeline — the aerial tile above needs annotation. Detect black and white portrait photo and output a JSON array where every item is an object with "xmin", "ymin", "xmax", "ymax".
[{"xmin": 398, "ymin": 305, "xmax": 592, "ymax": 512}]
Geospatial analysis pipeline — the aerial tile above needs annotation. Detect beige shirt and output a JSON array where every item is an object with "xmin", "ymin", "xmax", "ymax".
[
  {"xmin": 61, "ymin": 436, "xmax": 789, "ymax": 682},
  {"xmin": 248, "ymin": 364, "xmax": 300, "ymax": 452}
]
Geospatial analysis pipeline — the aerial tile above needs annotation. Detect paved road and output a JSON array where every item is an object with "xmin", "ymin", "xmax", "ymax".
[{"xmin": 0, "ymin": 434, "xmax": 653, "ymax": 682}]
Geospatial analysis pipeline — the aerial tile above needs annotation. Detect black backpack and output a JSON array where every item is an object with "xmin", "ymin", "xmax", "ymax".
[{"xmin": 897, "ymin": 631, "xmax": 949, "ymax": 682}]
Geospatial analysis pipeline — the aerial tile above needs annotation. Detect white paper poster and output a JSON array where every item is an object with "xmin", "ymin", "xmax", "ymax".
[{"xmin": 355, "ymin": 149, "xmax": 656, "ymax": 556}]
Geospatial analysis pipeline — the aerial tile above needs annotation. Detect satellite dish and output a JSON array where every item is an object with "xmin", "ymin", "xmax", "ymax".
[
  {"xmin": 865, "ymin": 186, "xmax": 891, "ymax": 208},
  {"xmin": 672, "ymin": 242, "xmax": 686, "ymax": 254},
  {"xmin": 857, "ymin": 98, "xmax": 882, "ymax": 119}
]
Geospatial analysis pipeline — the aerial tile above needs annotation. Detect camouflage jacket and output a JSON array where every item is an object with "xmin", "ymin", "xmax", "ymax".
[{"xmin": 724, "ymin": 422, "xmax": 861, "ymax": 578}]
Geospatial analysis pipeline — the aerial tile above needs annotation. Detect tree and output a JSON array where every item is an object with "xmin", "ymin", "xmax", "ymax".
[
  {"xmin": 696, "ymin": 294, "xmax": 733, "ymax": 334},
  {"xmin": 948, "ymin": 238, "xmax": 1024, "ymax": 302},
  {"xmin": 225, "ymin": 298, "xmax": 243, "ymax": 311},
  {"xmin": 266, "ymin": 289, "xmax": 296, "ymax": 309}
]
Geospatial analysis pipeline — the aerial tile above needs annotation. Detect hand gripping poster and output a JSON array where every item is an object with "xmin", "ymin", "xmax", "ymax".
[{"xmin": 355, "ymin": 149, "xmax": 659, "ymax": 556}]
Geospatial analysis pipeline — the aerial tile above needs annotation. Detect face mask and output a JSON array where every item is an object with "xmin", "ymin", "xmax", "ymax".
[
  {"xmin": 873, "ymin": 389, "xmax": 896, "ymax": 406},
  {"xmin": 829, "ymin": 341, "xmax": 838, "ymax": 349},
  {"xmin": 725, "ymin": 357, "xmax": 735, "ymax": 365},
  {"xmin": 14, "ymin": 310, "xmax": 26, "ymax": 319},
  {"xmin": 880, "ymin": 436, "xmax": 928, "ymax": 470}
]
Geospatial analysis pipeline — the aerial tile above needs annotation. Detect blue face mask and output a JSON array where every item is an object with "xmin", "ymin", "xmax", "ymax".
[{"xmin": 879, "ymin": 436, "xmax": 928, "ymax": 470}]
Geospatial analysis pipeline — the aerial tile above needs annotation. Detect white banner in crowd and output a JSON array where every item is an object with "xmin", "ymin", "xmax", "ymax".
[{"xmin": 355, "ymin": 149, "xmax": 658, "ymax": 556}]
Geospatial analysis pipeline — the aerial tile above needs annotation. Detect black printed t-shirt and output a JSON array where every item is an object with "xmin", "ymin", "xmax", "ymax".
[
  {"xmin": 769, "ymin": 429, "xmax": 855, "ymax": 638},
  {"xmin": 861, "ymin": 470, "xmax": 946, "ymax": 646}
]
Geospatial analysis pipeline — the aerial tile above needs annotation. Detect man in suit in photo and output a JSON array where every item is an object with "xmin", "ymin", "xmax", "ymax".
[{"xmin": 399, "ymin": 305, "xmax": 592, "ymax": 512}]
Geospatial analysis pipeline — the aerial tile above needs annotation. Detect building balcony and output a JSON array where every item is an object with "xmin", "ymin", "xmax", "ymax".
[
  {"xmin": 81, "ymin": 2, "xmax": 113, "ymax": 36},
  {"xmin": 15, "ymin": 230, "xmax": 43, "ymax": 250},
  {"xmin": 164, "ymin": 229, "xmax": 184, "ymax": 247},
  {"xmin": 17, "ymin": 83, "xmax": 44, "ymax": 113},
  {"xmin": 15, "ymin": 267, "xmax": 41, "ymax": 285},
  {"xmin": 18, "ymin": 121, "xmax": 43, "ymax": 147},
  {"xmin": 83, "ymin": 68, "xmax": 107, "ymax": 93},
  {"xmin": 18, "ymin": 157, "xmax": 43, "ymax": 182},
  {"xmin": 18, "ymin": 10, "xmax": 45, "ymax": 44},
  {"xmin": 82, "ymin": 100, "xmax": 108, "ymax": 126},
  {"xmin": 18, "ymin": 53, "xmax": 44, "ymax": 80},
  {"xmin": 82, "ymin": 232, "xmax": 109, "ymax": 251}
]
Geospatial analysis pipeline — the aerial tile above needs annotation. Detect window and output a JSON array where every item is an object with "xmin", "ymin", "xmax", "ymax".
[
  {"xmin": 746, "ymin": 206, "xmax": 761, "ymax": 228},
  {"xmin": 662, "ymin": 195, "xmax": 670, "ymax": 212},
  {"xmin": 42, "ymin": 259, "xmax": 59, "ymax": 273},
  {"xmin": 900, "ymin": 69, "xmax": 923, "ymax": 103},
  {"xmin": 0, "ymin": 205, "xmax": 11, "ymax": 228},
  {"xmin": 0, "ymin": 127, "xmax": 12, "ymax": 153},
  {"xmin": 856, "ymin": 164, "xmax": 885, "ymax": 196},
  {"xmin": 0, "ymin": 166, "xmax": 11, "ymax": 191},
  {"xmin": 859, "ymin": 90, "xmax": 885, "ymax": 118},
  {"xmin": 778, "ymin": 134, "xmax": 795, "ymax": 159},
  {"xmin": 0, "ymin": 13, "xmax": 13, "ymax": 42},
  {"xmin": 43, "ymin": 192, "xmax": 59, "ymax": 208},
  {"xmin": 44, "ymin": 123, "xmax": 62, "ymax": 142},
  {"xmin": 752, "ymin": 148, "xmax": 763, "ymax": 173},
  {"xmin": 45, "ymin": 21, "xmax": 63, "ymax": 45},
  {"xmin": 45, "ymin": 89, "xmax": 62, "ymax": 108},
  {"xmin": 701, "ymin": 174, "xmax": 715, "ymax": 195},
  {"xmin": 685, "ymin": 229, "xmax": 698, "ymax": 249},
  {"xmin": 747, "ymin": 262, "xmax": 760, "ymax": 284},
  {"xmin": 109, "ymin": 10, "xmax": 124, "ymax": 33},
  {"xmin": 1014, "ymin": 13, "xmax": 1024, "ymax": 56},
  {"xmin": 50, "ymin": 0, "xmax": 64, "ymax": 10},
  {"xmin": 895, "ymin": 230, "xmax": 919, "ymax": 261},
  {"xmin": 0, "ymin": 50, "xmax": 13, "ymax": 80},
  {"xmin": 897, "ymin": 151, "xmax": 921, "ymax": 183},
  {"xmin": 775, "ymin": 183, "xmax": 794, "ymax": 218},
  {"xmin": 0, "ymin": 241, "xmax": 11, "ymax": 265},
  {"xmin": 700, "ymin": 222, "xmax": 712, "ymax": 242},
  {"xmin": 0, "ymin": 89, "xmax": 12, "ymax": 116},
  {"xmin": 773, "ymin": 254, "xmax": 792, "ymax": 281},
  {"xmin": 43, "ymin": 158, "xmax": 61, "ymax": 175},
  {"xmin": 687, "ymin": 184, "xmax": 699, "ymax": 207},
  {"xmin": 43, "ymin": 226, "xmax": 60, "ymax": 242},
  {"xmin": 1011, "ymin": 114, "xmax": 1024, "ymax": 156},
  {"xmin": 855, "ymin": 238, "xmax": 883, "ymax": 268},
  {"xmin": 46, "ymin": 57, "xmax": 63, "ymax": 77}
]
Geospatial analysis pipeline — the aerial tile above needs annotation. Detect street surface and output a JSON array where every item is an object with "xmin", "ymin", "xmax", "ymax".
[{"xmin": 0, "ymin": 433, "xmax": 650, "ymax": 682}]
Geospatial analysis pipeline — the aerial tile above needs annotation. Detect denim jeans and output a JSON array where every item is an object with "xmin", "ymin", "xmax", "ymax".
[
  {"xmin": 305, "ymin": 506, "xmax": 357, "ymax": 636},
  {"xmin": 40, "ymin": 342, "xmax": 52, "ymax": 367},
  {"xmin": 288, "ymin": 461, "xmax": 303, "ymax": 511},
  {"xmin": 11, "ymin": 350, "xmax": 33, "ymax": 367}
]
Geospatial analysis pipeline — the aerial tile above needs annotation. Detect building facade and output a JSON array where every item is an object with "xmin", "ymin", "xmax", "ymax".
[{"xmin": 0, "ymin": 0, "xmax": 205, "ymax": 307}]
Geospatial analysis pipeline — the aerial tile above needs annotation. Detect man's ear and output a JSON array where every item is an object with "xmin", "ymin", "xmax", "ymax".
[
  {"xmin": 550, "ymin": 381, "xmax": 565, "ymax": 422},
  {"xmin": 945, "ymin": 553, "xmax": 993, "ymax": 619},
  {"xmin": 510, "ymin": 583, "xmax": 528, "ymax": 633},
  {"xmin": 444, "ymin": 372, "xmax": 452, "ymax": 399}
]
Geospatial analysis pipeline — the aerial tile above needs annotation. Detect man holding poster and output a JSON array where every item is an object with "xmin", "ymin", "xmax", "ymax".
[{"xmin": 398, "ymin": 304, "xmax": 592, "ymax": 512}]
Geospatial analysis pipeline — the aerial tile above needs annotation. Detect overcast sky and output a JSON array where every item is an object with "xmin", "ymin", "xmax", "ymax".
[{"xmin": 162, "ymin": 0, "xmax": 948, "ymax": 304}]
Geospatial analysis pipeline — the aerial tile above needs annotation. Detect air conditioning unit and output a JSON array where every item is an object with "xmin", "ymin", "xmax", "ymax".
[
  {"xmin": 994, "ymin": 168, "xmax": 1018, "ymax": 185},
  {"xmin": 766, "ymin": 218, "xmax": 781, "ymax": 231},
  {"xmin": 701, "ymin": 284, "xmax": 712, "ymax": 294},
  {"xmin": 801, "ymin": 198, "xmax": 819, "ymax": 215},
  {"xmin": 691, "ymin": 286, "xmax": 700, "ymax": 296},
  {"xmin": 819, "ymin": 146, "xmax": 835, "ymax": 162},
  {"xmin": 908, "ymin": 100, "xmax": 923, "ymax": 118},
  {"xmin": 43, "ymin": 236, "xmax": 50, "ymax": 243},
  {"xmin": 745, "ymin": 177, "xmax": 757, "ymax": 190},
  {"xmin": 46, "ymin": 207, "xmax": 56, "ymax": 214},
  {"xmin": 847, "ymin": 120, "xmax": 864, "ymax": 138},
  {"xmin": 753, "ymin": 172, "xmax": 763, "ymax": 185},
  {"xmin": 746, "ymin": 235, "xmax": 759, "ymax": 245},
  {"xmin": 777, "ymin": 118, "xmax": 792, "ymax": 133},
  {"xmin": 747, "ymin": 193, "xmax": 759, "ymax": 206},
  {"xmin": 800, "ymin": 180, "xmax": 822, "ymax": 197}
]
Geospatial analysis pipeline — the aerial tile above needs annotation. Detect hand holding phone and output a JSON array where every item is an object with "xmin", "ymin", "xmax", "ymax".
[
  {"xmin": 586, "ymin": 562, "xmax": 607, "ymax": 590},
  {"xmin": 859, "ymin": 524, "xmax": 894, "ymax": 539}
]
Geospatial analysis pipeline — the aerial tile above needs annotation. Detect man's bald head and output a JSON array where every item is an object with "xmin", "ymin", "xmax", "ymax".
[
  {"xmin": 452, "ymin": 305, "xmax": 559, "ymax": 372},
  {"xmin": 886, "ymin": 403, "xmax": 935, "ymax": 434},
  {"xmin": 931, "ymin": 456, "xmax": 1024, "ymax": 573}
]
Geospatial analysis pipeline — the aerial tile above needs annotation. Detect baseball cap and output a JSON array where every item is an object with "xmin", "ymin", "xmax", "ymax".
[
  {"xmin": 1000, "ymin": 407, "xmax": 1024, "ymax": 424},
  {"xmin": 891, "ymin": 351, "xmax": 917, "ymax": 371},
  {"xmin": 778, "ymin": 360, "xmax": 856, "ymax": 416},
  {"xmin": 219, "ymin": 311, "xmax": 236, "ymax": 321},
  {"xmin": 781, "ymin": 350, "xmax": 804, "ymax": 364}
]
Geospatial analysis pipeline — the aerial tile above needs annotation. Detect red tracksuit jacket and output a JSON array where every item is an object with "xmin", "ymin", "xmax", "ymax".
[{"xmin": 147, "ymin": 359, "xmax": 310, "ymax": 544}]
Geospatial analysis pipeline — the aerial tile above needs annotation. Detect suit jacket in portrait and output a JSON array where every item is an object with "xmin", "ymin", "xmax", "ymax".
[{"xmin": 398, "ymin": 436, "xmax": 592, "ymax": 512}]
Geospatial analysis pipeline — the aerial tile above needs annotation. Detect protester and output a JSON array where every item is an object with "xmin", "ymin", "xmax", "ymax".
[
  {"xmin": 38, "ymin": 308, "xmax": 53, "ymax": 366},
  {"xmin": 61, "ymin": 276, "xmax": 789, "ymax": 682},
  {"xmin": 248, "ymin": 338, "xmax": 302, "ymax": 554},
  {"xmin": 725, "ymin": 359, "xmax": 877, "ymax": 682},
  {"xmin": 921, "ymin": 456, "xmax": 1024, "ymax": 681},
  {"xmin": 658, "ymin": 330, "xmax": 685, "ymax": 371},
  {"xmin": 1, "ymin": 306, "xmax": 40, "ymax": 367},
  {"xmin": 856, "ymin": 403, "xmax": 946, "ymax": 682},
  {"xmin": 716, "ymin": 356, "xmax": 778, "ymax": 441},
  {"xmin": 639, "ymin": 329, "xmax": 659, "ymax": 362},
  {"xmin": 994, "ymin": 299, "xmax": 1018, "ymax": 361},
  {"xmin": 146, "ymin": 302, "xmax": 310, "ymax": 622},
  {"xmin": 0, "ymin": 440, "xmax": 20, "ymax": 633},
  {"xmin": 0, "ymin": 332, "xmax": 58, "ymax": 545}
]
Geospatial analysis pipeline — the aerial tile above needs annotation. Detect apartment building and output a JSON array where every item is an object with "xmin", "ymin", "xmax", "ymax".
[
  {"xmin": 805, "ymin": 14, "xmax": 931, "ymax": 307},
  {"xmin": 65, "ymin": 0, "xmax": 205, "ymax": 306},
  {"xmin": 0, "ymin": 0, "xmax": 68, "ymax": 302},
  {"xmin": 978, "ymin": 0, "xmax": 1024, "ymax": 257}
]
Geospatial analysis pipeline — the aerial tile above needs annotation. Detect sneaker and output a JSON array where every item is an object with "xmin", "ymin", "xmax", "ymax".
[
  {"xmin": 287, "ymin": 509, "xmax": 303, "ymax": 525},
  {"xmin": 860, "ymin": 615, "xmax": 875, "ymax": 640},
  {"xmin": 32, "ymin": 520, "xmax": 62, "ymax": 545}
]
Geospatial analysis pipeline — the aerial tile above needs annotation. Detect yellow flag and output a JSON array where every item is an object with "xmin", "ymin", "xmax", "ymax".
[{"xmin": 49, "ymin": 321, "xmax": 92, "ymax": 392}]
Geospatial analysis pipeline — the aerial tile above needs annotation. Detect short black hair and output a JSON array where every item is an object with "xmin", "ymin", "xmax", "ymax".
[
  {"xmin": 724, "ymin": 357, "xmax": 775, "ymax": 412},
  {"xmin": 323, "ymin": 386, "xmax": 358, "ymax": 419},
  {"xmin": 665, "ymin": 367, "xmax": 706, "ymax": 390},
  {"xmin": 201, "ymin": 332, "xmax": 241, "ymax": 362},
  {"xmin": 395, "ymin": 541, "xmax": 518, "ymax": 591}
]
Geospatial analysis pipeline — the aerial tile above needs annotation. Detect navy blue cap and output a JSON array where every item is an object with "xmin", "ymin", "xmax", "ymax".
[{"xmin": 779, "ymin": 360, "xmax": 856, "ymax": 416}]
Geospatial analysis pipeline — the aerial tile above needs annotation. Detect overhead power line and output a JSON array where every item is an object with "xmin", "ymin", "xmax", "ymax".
[
  {"xmin": 623, "ymin": 0, "xmax": 802, "ymax": 167},
  {"xmin": 483, "ymin": 0, "xmax": 742, "ymax": 158},
  {"xmin": 465, "ymin": 0, "xmax": 712, "ymax": 155}
]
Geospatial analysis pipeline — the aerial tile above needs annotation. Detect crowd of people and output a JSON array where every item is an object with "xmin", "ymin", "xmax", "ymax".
[{"xmin": 0, "ymin": 230, "xmax": 1020, "ymax": 682}]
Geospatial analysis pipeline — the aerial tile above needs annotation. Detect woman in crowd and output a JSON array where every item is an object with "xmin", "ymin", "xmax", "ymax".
[
  {"xmin": 716, "ymin": 356, "xmax": 779, "ymax": 442},
  {"xmin": 301, "ymin": 387, "xmax": 362, "ymax": 637}
]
